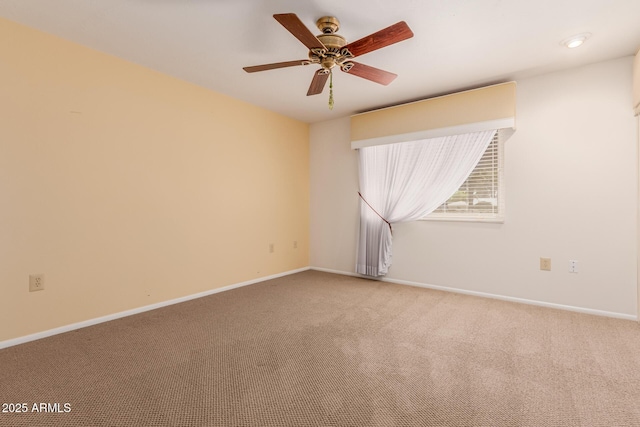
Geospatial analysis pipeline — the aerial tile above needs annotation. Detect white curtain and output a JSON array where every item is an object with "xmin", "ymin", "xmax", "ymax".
[{"xmin": 356, "ymin": 130, "xmax": 497, "ymax": 276}]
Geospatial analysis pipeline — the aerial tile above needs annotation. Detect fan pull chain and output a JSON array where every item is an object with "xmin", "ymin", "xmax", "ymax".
[{"xmin": 328, "ymin": 71, "xmax": 334, "ymax": 110}]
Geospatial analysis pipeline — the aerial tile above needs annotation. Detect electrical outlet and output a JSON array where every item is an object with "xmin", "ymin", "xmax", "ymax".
[
  {"xmin": 269, "ymin": 243, "xmax": 274, "ymax": 253},
  {"xmin": 293, "ymin": 240, "xmax": 298, "ymax": 249},
  {"xmin": 540, "ymin": 258, "xmax": 551, "ymax": 271},
  {"xmin": 29, "ymin": 274, "xmax": 44, "ymax": 292},
  {"xmin": 569, "ymin": 260, "xmax": 579, "ymax": 273}
]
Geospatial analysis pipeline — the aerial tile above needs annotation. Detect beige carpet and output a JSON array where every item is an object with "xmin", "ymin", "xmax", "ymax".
[{"xmin": 1, "ymin": 270, "xmax": 640, "ymax": 426}]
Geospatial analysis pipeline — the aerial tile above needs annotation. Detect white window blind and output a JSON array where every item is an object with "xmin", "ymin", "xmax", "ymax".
[{"xmin": 426, "ymin": 131, "xmax": 504, "ymax": 221}]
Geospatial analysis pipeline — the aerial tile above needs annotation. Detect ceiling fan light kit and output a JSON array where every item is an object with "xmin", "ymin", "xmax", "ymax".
[{"xmin": 243, "ymin": 13, "xmax": 414, "ymax": 109}]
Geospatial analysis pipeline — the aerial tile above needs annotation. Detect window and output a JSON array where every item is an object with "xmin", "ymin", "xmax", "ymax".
[{"xmin": 425, "ymin": 131, "xmax": 504, "ymax": 222}]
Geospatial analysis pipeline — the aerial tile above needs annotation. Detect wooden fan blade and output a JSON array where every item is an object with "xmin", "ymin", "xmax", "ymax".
[
  {"xmin": 274, "ymin": 13, "xmax": 326, "ymax": 52},
  {"xmin": 307, "ymin": 70, "xmax": 329, "ymax": 96},
  {"xmin": 341, "ymin": 62, "xmax": 397, "ymax": 85},
  {"xmin": 243, "ymin": 60, "xmax": 308, "ymax": 73},
  {"xmin": 342, "ymin": 21, "xmax": 413, "ymax": 58}
]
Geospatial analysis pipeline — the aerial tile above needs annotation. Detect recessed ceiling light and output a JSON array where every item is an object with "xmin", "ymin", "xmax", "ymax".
[{"xmin": 561, "ymin": 33, "xmax": 591, "ymax": 49}]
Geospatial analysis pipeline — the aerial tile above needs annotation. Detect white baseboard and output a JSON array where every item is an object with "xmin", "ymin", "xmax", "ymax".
[
  {"xmin": 4, "ymin": 265, "xmax": 634, "ymax": 350},
  {"xmin": 310, "ymin": 266, "xmax": 638, "ymax": 321},
  {"xmin": 0, "ymin": 267, "xmax": 311, "ymax": 350}
]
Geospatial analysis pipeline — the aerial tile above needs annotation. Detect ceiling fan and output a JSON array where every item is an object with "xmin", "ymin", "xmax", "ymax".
[{"xmin": 243, "ymin": 13, "xmax": 414, "ymax": 108}]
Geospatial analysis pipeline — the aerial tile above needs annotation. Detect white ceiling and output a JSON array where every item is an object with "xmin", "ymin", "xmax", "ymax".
[{"xmin": 1, "ymin": 0, "xmax": 639, "ymax": 123}]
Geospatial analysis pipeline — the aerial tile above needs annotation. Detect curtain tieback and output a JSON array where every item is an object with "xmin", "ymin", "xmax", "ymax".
[{"xmin": 358, "ymin": 192, "xmax": 393, "ymax": 235}]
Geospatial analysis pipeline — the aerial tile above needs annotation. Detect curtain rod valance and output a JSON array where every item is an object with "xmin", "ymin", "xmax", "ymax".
[{"xmin": 351, "ymin": 82, "xmax": 516, "ymax": 149}]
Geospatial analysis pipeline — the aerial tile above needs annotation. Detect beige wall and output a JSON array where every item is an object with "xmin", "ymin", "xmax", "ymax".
[
  {"xmin": 311, "ymin": 57, "xmax": 638, "ymax": 317},
  {"xmin": 0, "ymin": 18, "xmax": 310, "ymax": 342},
  {"xmin": 634, "ymin": 48, "xmax": 640, "ymax": 115}
]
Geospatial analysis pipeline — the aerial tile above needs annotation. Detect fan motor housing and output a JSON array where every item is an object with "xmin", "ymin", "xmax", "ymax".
[
  {"xmin": 310, "ymin": 17, "xmax": 348, "ymax": 70},
  {"xmin": 317, "ymin": 33, "xmax": 346, "ymax": 50}
]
